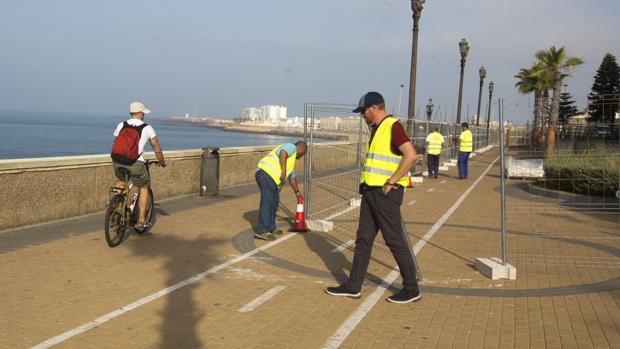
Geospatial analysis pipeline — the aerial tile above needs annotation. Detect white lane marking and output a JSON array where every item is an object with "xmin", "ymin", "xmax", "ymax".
[
  {"xmin": 332, "ymin": 239, "xmax": 355, "ymax": 253},
  {"xmin": 440, "ymin": 180, "xmax": 447, "ymax": 184},
  {"xmin": 407, "ymin": 200, "xmax": 417, "ymax": 206},
  {"xmin": 238, "ymin": 286, "xmax": 286, "ymax": 313},
  {"xmin": 32, "ymin": 197, "xmax": 365, "ymax": 349},
  {"xmin": 427, "ymin": 188, "xmax": 435, "ymax": 193},
  {"xmin": 30, "ymin": 233, "xmax": 298, "ymax": 349},
  {"xmin": 323, "ymin": 156, "xmax": 500, "ymax": 349}
]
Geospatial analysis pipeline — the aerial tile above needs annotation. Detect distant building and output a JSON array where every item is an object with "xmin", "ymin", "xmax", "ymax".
[
  {"xmin": 319, "ymin": 116, "xmax": 358, "ymax": 131},
  {"xmin": 568, "ymin": 113, "xmax": 591, "ymax": 125},
  {"xmin": 320, "ymin": 116, "xmax": 340, "ymax": 130},
  {"xmin": 241, "ymin": 105, "xmax": 287, "ymax": 125},
  {"xmin": 262, "ymin": 105, "xmax": 287, "ymax": 124},
  {"xmin": 285, "ymin": 116, "xmax": 304, "ymax": 128},
  {"xmin": 241, "ymin": 107, "xmax": 262, "ymax": 122}
]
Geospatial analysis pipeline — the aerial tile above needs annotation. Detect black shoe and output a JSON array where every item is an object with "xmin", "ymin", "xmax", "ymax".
[
  {"xmin": 325, "ymin": 284, "xmax": 361, "ymax": 298},
  {"xmin": 254, "ymin": 231, "xmax": 276, "ymax": 241},
  {"xmin": 271, "ymin": 229, "xmax": 284, "ymax": 235},
  {"xmin": 434, "ymin": 175, "xmax": 438, "ymax": 179},
  {"xmin": 387, "ymin": 289, "xmax": 421, "ymax": 304}
]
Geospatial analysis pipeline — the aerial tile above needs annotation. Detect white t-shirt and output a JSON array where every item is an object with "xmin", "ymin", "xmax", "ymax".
[{"xmin": 113, "ymin": 119, "xmax": 157, "ymax": 162}]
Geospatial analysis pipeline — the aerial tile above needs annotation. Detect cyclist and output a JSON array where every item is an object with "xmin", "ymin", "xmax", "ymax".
[{"xmin": 111, "ymin": 101, "xmax": 166, "ymax": 229}]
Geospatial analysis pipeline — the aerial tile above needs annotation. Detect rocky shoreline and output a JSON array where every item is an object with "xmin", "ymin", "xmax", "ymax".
[{"xmin": 166, "ymin": 118, "xmax": 349, "ymax": 141}]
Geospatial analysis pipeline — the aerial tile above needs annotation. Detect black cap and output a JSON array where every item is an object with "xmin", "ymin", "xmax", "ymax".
[{"xmin": 353, "ymin": 91, "xmax": 384, "ymax": 113}]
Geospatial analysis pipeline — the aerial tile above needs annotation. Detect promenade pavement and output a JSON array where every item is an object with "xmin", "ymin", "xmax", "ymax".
[{"xmin": 1, "ymin": 148, "xmax": 619, "ymax": 348}]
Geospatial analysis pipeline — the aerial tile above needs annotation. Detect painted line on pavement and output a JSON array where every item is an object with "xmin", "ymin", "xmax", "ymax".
[
  {"xmin": 407, "ymin": 200, "xmax": 417, "ymax": 206},
  {"xmin": 427, "ymin": 188, "xmax": 435, "ymax": 193},
  {"xmin": 32, "ymin": 194, "xmax": 366, "ymax": 349},
  {"xmin": 323, "ymin": 156, "xmax": 500, "ymax": 349},
  {"xmin": 332, "ymin": 239, "xmax": 355, "ymax": 253},
  {"xmin": 30, "ymin": 233, "xmax": 299, "ymax": 349},
  {"xmin": 238, "ymin": 285, "xmax": 286, "ymax": 313},
  {"xmin": 440, "ymin": 180, "xmax": 447, "ymax": 184}
]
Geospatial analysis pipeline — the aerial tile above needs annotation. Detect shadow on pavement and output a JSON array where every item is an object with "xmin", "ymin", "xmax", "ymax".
[
  {"xmin": 301, "ymin": 231, "xmax": 350, "ymax": 282},
  {"xmin": 127, "ymin": 232, "xmax": 227, "ymax": 348}
]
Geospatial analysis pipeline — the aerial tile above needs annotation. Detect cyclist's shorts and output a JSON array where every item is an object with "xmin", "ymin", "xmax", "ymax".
[{"xmin": 112, "ymin": 161, "xmax": 150, "ymax": 187}]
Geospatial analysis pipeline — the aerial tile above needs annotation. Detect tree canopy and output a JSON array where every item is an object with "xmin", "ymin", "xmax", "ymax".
[{"xmin": 588, "ymin": 53, "xmax": 620, "ymax": 123}]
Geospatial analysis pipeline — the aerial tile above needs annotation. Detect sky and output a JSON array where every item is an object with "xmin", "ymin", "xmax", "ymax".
[{"xmin": 0, "ymin": 0, "xmax": 618, "ymax": 123}]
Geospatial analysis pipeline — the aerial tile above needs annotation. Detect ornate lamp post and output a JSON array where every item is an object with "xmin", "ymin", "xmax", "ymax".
[
  {"xmin": 407, "ymin": 0, "xmax": 426, "ymax": 137},
  {"xmin": 475, "ymin": 66, "xmax": 486, "ymax": 127},
  {"xmin": 453, "ymin": 38, "xmax": 469, "ymax": 156},
  {"xmin": 425, "ymin": 97, "xmax": 434, "ymax": 135},
  {"xmin": 486, "ymin": 81, "xmax": 495, "ymax": 145},
  {"xmin": 397, "ymin": 83, "xmax": 405, "ymax": 117}
]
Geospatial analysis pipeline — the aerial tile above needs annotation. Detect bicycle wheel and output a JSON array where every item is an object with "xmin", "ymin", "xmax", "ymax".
[
  {"xmin": 136, "ymin": 188, "xmax": 155, "ymax": 235},
  {"xmin": 105, "ymin": 194, "xmax": 126, "ymax": 247}
]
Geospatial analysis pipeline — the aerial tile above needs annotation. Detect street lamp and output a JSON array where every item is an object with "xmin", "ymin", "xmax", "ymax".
[
  {"xmin": 454, "ymin": 38, "xmax": 469, "ymax": 157},
  {"xmin": 475, "ymin": 66, "xmax": 486, "ymax": 127},
  {"xmin": 486, "ymin": 81, "xmax": 495, "ymax": 145},
  {"xmin": 425, "ymin": 97, "xmax": 434, "ymax": 135},
  {"xmin": 407, "ymin": 0, "xmax": 426, "ymax": 137},
  {"xmin": 397, "ymin": 83, "xmax": 405, "ymax": 117},
  {"xmin": 426, "ymin": 98, "xmax": 434, "ymax": 121}
]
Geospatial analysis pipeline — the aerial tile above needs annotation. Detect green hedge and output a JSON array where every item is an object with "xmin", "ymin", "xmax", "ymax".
[{"xmin": 544, "ymin": 149, "xmax": 620, "ymax": 197}]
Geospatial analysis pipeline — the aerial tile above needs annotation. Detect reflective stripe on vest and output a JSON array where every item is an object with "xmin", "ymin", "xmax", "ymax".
[
  {"xmin": 257, "ymin": 145, "xmax": 296, "ymax": 185},
  {"xmin": 427, "ymin": 132, "xmax": 443, "ymax": 155},
  {"xmin": 459, "ymin": 130, "xmax": 473, "ymax": 152},
  {"xmin": 360, "ymin": 117, "xmax": 409, "ymax": 186}
]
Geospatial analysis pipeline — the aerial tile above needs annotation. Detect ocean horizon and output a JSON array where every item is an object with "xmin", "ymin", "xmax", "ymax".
[{"xmin": 0, "ymin": 110, "xmax": 301, "ymax": 160}]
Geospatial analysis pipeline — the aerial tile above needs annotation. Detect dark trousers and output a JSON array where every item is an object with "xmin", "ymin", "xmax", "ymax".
[
  {"xmin": 346, "ymin": 186, "xmax": 418, "ymax": 292},
  {"xmin": 427, "ymin": 154, "xmax": 440, "ymax": 177},
  {"xmin": 255, "ymin": 169, "xmax": 279, "ymax": 233},
  {"xmin": 457, "ymin": 151, "xmax": 471, "ymax": 178}
]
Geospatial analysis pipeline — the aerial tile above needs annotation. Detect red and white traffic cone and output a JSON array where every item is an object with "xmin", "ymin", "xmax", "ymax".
[
  {"xmin": 407, "ymin": 171, "xmax": 414, "ymax": 188},
  {"xmin": 290, "ymin": 196, "xmax": 309, "ymax": 233}
]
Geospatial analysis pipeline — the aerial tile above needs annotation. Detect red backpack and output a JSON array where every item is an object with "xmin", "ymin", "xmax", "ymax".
[{"xmin": 111, "ymin": 121, "xmax": 148, "ymax": 165}]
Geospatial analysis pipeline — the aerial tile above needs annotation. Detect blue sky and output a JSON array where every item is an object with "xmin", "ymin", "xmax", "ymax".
[{"xmin": 0, "ymin": 0, "xmax": 618, "ymax": 123}]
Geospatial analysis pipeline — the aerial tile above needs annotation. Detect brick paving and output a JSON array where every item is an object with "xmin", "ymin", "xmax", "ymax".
[{"xmin": 1, "ymin": 148, "xmax": 619, "ymax": 348}]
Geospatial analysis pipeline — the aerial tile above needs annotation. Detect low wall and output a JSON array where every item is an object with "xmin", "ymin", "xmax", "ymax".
[{"xmin": 0, "ymin": 142, "xmax": 354, "ymax": 231}]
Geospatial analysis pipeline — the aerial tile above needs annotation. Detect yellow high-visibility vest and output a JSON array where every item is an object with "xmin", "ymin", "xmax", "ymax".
[
  {"xmin": 426, "ymin": 132, "xmax": 444, "ymax": 155},
  {"xmin": 257, "ymin": 145, "xmax": 296, "ymax": 185},
  {"xmin": 360, "ymin": 117, "xmax": 409, "ymax": 187},
  {"xmin": 459, "ymin": 129, "xmax": 473, "ymax": 152}
]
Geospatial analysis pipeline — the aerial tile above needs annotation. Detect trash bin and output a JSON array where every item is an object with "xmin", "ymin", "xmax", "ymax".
[{"xmin": 200, "ymin": 146, "xmax": 220, "ymax": 196}]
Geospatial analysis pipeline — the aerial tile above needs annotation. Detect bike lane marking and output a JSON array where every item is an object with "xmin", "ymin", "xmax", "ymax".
[
  {"xmin": 237, "ymin": 285, "xmax": 286, "ymax": 313},
  {"xmin": 322, "ymin": 156, "xmax": 499, "ymax": 349},
  {"xmin": 31, "ymin": 197, "xmax": 360, "ymax": 348},
  {"xmin": 332, "ymin": 239, "xmax": 355, "ymax": 253},
  {"xmin": 30, "ymin": 234, "xmax": 298, "ymax": 349}
]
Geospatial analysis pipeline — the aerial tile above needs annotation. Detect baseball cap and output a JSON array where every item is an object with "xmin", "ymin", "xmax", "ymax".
[
  {"xmin": 129, "ymin": 102, "xmax": 151, "ymax": 114},
  {"xmin": 353, "ymin": 92, "xmax": 384, "ymax": 113}
]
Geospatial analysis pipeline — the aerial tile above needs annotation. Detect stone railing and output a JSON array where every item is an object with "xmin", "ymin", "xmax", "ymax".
[{"xmin": 0, "ymin": 142, "xmax": 354, "ymax": 231}]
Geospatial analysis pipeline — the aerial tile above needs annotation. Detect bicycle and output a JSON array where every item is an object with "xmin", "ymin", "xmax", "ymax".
[{"xmin": 104, "ymin": 160, "xmax": 158, "ymax": 247}]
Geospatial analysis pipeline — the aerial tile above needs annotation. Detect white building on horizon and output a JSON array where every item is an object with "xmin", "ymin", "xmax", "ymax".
[
  {"xmin": 241, "ymin": 107, "xmax": 262, "ymax": 122},
  {"xmin": 241, "ymin": 105, "xmax": 287, "ymax": 125}
]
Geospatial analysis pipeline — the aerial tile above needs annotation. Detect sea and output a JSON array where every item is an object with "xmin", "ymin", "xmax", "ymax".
[{"xmin": 0, "ymin": 110, "xmax": 301, "ymax": 160}]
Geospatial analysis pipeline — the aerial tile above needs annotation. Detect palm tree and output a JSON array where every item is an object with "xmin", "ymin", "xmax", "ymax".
[
  {"xmin": 534, "ymin": 46, "xmax": 584, "ymax": 156},
  {"xmin": 515, "ymin": 67, "xmax": 540, "ymax": 147},
  {"xmin": 515, "ymin": 62, "xmax": 553, "ymax": 151}
]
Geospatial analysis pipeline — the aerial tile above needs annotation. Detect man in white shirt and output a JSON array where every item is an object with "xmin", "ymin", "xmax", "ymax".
[{"xmin": 111, "ymin": 102, "xmax": 166, "ymax": 229}]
